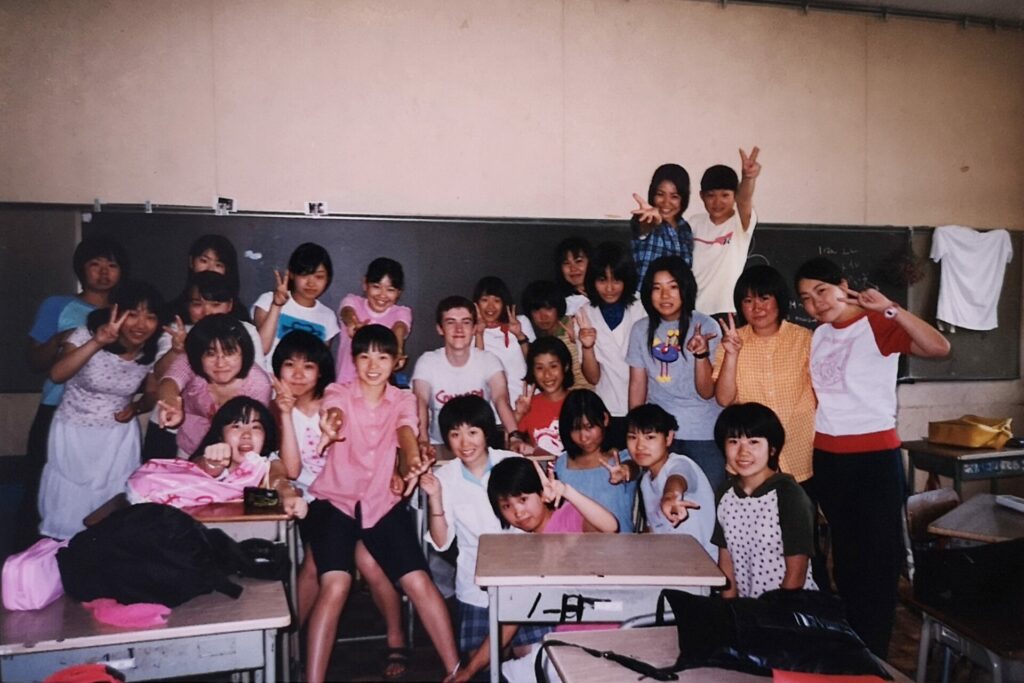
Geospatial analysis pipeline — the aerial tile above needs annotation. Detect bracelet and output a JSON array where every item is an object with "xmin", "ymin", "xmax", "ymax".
[
  {"xmin": 581, "ymin": 344, "xmax": 595, "ymax": 350},
  {"xmin": 516, "ymin": 336, "xmax": 528, "ymax": 344},
  {"xmin": 693, "ymin": 351, "xmax": 709, "ymax": 359},
  {"xmin": 430, "ymin": 511, "xmax": 446, "ymax": 517}
]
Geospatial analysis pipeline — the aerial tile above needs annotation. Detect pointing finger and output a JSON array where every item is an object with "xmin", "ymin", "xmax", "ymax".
[{"xmin": 632, "ymin": 192, "xmax": 646, "ymax": 209}]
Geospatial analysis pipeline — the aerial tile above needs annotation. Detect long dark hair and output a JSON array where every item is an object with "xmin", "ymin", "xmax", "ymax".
[
  {"xmin": 639, "ymin": 255, "xmax": 697, "ymax": 356},
  {"xmin": 85, "ymin": 280, "xmax": 167, "ymax": 365}
]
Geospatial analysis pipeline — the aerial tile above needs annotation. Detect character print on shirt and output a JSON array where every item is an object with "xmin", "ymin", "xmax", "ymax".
[
  {"xmin": 302, "ymin": 424, "xmax": 325, "ymax": 476},
  {"xmin": 694, "ymin": 231, "xmax": 734, "ymax": 247},
  {"xmin": 277, "ymin": 314, "xmax": 328, "ymax": 341},
  {"xmin": 531, "ymin": 418, "xmax": 562, "ymax": 455},
  {"xmin": 810, "ymin": 336, "xmax": 853, "ymax": 395},
  {"xmin": 652, "ymin": 329, "xmax": 681, "ymax": 384}
]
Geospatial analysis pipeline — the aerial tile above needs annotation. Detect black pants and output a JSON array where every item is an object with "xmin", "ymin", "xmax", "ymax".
[
  {"xmin": 14, "ymin": 404, "xmax": 55, "ymax": 552},
  {"xmin": 812, "ymin": 447, "xmax": 906, "ymax": 658}
]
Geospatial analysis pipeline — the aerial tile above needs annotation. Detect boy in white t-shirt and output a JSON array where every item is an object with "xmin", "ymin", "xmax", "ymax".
[
  {"xmin": 412, "ymin": 296, "xmax": 518, "ymax": 449},
  {"xmin": 691, "ymin": 147, "xmax": 761, "ymax": 316},
  {"xmin": 625, "ymin": 403, "xmax": 717, "ymax": 560},
  {"xmin": 252, "ymin": 242, "xmax": 340, "ymax": 360}
]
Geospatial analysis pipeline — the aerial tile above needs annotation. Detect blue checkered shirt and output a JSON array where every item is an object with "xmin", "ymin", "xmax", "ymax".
[{"xmin": 631, "ymin": 217, "xmax": 694, "ymax": 289}]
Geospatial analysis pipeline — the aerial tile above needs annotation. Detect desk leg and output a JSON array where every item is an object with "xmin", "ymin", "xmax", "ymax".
[
  {"xmin": 954, "ymin": 467, "xmax": 963, "ymax": 500},
  {"xmin": 285, "ymin": 519, "xmax": 299, "ymax": 682},
  {"xmin": 264, "ymin": 627, "xmax": 277, "ymax": 683},
  {"xmin": 488, "ymin": 586, "xmax": 499, "ymax": 683}
]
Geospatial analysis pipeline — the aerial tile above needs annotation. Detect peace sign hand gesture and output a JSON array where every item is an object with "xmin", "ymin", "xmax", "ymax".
[
  {"xmin": 272, "ymin": 269, "xmax": 290, "ymax": 307},
  {"xmin": 271, "ymin": 376, "xmax": 296, "ymax": 415},
  {"xmin": 661, "ymin": 492, "xmax": 701, "ymax": 527},
  {"xmin": 534, "ymin": 460, "xmax": 566, "ymax": 508},
  {"xmin": 506, "ymin": 305, "xmax": 523, "ymax": 338},
  {"xmin": 839, "ymin": 284, "xmax": 892, "ymax": 313},
  {"xmin": 718, "ymin": 313, "xmax": 742, "ymax": 357},
  {"xmin": 685, "ymin": 322, "xmax": 718, "ymax": 356},
  {"xmin": 164, "ymin": 315, "xmax": 188, "ymax": 354},
  {"xmin": 401, "ymin": 456, "xmax": 437, "ymax": 497},
  {"xmin": 158, "ymin": 396, "xmax": 184, "ymax": 429},
  {"xmin": 316, "ymin": 407, "xmax": 346, "ymax": 454},
  {"xmin": 575, "ymin": 310, "xmax": 596, "ymax": 350},
  {"xmin": 473, "ymin": 303, "xmax": 487, "ymax": 337},
  {"xmin": 602, "ymin": 451, "xmax": 630, "ymax": 485},
  {"xmin": 740, "ymin": 146, "xmax": 761, "ymax": 180},
  {"xmin": 631, "ymin": 193, "xmax": 662, "ymax": 225},
  {"xmin": 557, "ymin": 318, "xmax": 576, "ymax": 345},
  {"xmin": 514, "ymin": 382, "xmax": 535, "ymax": 421},
  {"xmin": 94, "ymin": 305, "xmax": 128, "ymax": 346}
]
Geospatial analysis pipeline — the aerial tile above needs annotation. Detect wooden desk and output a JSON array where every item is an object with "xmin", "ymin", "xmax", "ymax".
[
  {"xmin": 0, "ymin": 578, "xmax": 289, "ymax": 682},
  {"xmin": 476, "ymin": 533, "xmax": 725, "ymax": 683},
  {"xmin": 903, "ymin": 440, "xmax": 1024, "ymax": 497},
  {"xmin": 927, "ymin": 493, "xmax": 1024, "ymax": 543},
  {"xmin": 544, "ymin": 626, "xmax": 913, "ymax": 683}
]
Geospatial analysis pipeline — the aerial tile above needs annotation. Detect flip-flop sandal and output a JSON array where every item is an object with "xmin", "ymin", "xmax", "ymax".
[{"xmin": 382, "ymin": 647, "xmax": 410, "ymax": 680}]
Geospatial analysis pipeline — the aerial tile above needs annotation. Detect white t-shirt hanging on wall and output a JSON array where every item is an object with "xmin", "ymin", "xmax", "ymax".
[{"xmin": 931, "ymin": 225, "xmax": 1013, "ymax": 331}]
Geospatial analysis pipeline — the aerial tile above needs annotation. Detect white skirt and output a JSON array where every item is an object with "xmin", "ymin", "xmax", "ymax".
[{"xmin": 38, "ymin": 417, "xmax": 141, "ymax": 539}]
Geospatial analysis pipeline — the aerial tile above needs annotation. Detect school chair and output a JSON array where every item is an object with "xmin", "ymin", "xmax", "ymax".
[{"xmin": 904, "ymin": 490, "xmax": 1024, "ymax": 683}]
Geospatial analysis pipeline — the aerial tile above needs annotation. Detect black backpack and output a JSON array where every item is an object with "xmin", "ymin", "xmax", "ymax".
[{"xmin": 57, "ymin": 503, "xmax": 249, "ymax": 607}]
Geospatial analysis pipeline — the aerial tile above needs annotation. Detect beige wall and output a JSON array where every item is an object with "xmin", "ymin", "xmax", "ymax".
[{"xmin": 2, "ymin": 1, "xmax": 1023, "ymax": 489}]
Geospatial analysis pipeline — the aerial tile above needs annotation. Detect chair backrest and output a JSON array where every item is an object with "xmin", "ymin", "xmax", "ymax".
[{"xmin": 905, "ymin": 488, "xmax": 960, "ymax": 544}]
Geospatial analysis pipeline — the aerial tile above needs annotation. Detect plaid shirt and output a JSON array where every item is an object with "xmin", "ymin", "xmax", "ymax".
[{"xmin": 631, "ymin": 218, "xmax": 694, "ymax": 289}]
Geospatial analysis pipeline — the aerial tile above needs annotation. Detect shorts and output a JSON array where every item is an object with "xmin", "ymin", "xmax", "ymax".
[{"xmin": 305, "ymin": 499, "xmax": 428, "ymax": 583}]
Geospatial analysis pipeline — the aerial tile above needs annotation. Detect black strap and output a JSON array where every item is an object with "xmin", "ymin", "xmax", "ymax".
[{"xmin": 534, "ymin": 639, "xmax": 679, "ymax": 682}]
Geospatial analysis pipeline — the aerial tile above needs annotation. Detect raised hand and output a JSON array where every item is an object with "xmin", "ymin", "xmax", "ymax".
[
  {"xmin": 272, "ymin": 269, "xmax": 290, "ymax": 306},
  {"xmin": 740, "ymin": 146, "xmax": 761, "ymax": 180},
  {"xmin": 506, "ymin": 305, "xmax": 523, "ymax": 337},
  {"xmin": 685, "ymin": 322, "xmax": 718, "ymax": 356},
  {"xmin": 557, "ymin": 318, "xmax": 576, "ymax": 344},
  {"xmin": 344, "ymin": 315, "xmax": 367, "ymax": 339},
  {"xmin": 401, "ymin": 456, "xmax": 436, "ymax": 497},
  {"xmin": 94, "ymin": 305, "xmax": 128, "ymax": 346},
  {"xmin": 631, "ymin": 192, "xmax": 661, "ymax": 225},
  {"xmin": 661, "ymin": 492, "xmax": 701, "ymax": 527},
  {"xmin": 840, "ymin": 284, "xmax": 892, "ymax": 313},
  {"xmin": 534, "ymin": 460, "xmax": 566, "ymax": 507},
  {"xmin": 418, "ymin": 440, "xmax": 437, "ymax": 463},
  {"xmin": 158, "ymin": 396, "xmax": 184, "ymax": 429},
  {"xmin": 316, "ymin": 407, "xmax": 345, "ymax": 454},
  {"xmin": 419, "ymin": 471, "xmax": 441, "ymax": 498},
  {"xmin": 164, "ymin": 315, "xmax": 187, "ymax": 354},
  {"xmin": 718, "ymin": 313, "xmax": 742, "ymax": 357},
  {"xmin": 602, "ymin": 451, "xmax": 630, "ymax": 485},
  {"xmin": 514, "ymin": 382, "xmax": 535, "ymax": 420},
  {"xmin": 473, "ymin": 302, "xmax": 487, "ymax": 336},
  {"xmin": 575, "ymin": 310, "xmax": 596, "ymax": 350},
  {"xmin": 202, "ymin": 442, "xmax": 232, "ymax": 471},
  {"xmin": 271, "ymin": 376, "xmax": 296, "ymax": 415}
]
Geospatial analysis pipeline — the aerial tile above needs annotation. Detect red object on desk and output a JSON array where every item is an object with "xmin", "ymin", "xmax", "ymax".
[{"xmin": 773, "ymin": 670, "xmax": 888, "ymax": 682}]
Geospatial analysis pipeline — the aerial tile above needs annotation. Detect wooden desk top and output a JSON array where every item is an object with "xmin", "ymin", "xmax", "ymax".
[
  {"xmin": 928, "ymin": 493, "xmax": 1024, "ymax": 543},
  {"xmin": 183, "ymin": 500, "xmax": 290, "ymax": 523},
  {"xmin": 902, "ymin": 440, "xmax": 1024, "ymax": 461},
  {"xmin": 476, "ymin": 533, "xmax": 725, "ymax": 587},
  {"xmin": 0, "ymin": 578, "xmax": 290, "ymax": 656},
  {"xmin": 544, "ymin": 626, "xmax": 912, "ymax": 683}
]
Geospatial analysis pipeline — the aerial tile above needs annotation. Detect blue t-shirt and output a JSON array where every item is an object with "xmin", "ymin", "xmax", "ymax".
[
  {"xmin": 625, "ymin": 312, "xmax": 722, "ymax": 440},
  {"xmin": 553, "ymin": 450, "xmax": 638, "ymax": 533}
]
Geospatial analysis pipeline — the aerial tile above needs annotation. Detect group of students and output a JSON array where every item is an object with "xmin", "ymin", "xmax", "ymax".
[{"xmin": 23, "ymin": 149, "xmax": 950, "ymax": 681}]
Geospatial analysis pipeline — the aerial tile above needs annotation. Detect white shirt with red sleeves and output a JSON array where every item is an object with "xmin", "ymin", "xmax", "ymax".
[
  {"xmin": 810, "ymin": 312, "xmax": 912, "ymax": 453},
  {"xmin": 931, "ymin": 225, "xmax": 1013, "ymax": 331}
]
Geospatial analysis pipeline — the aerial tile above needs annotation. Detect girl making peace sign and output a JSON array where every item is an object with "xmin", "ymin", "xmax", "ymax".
[{"xmin": 38, "ymin": 281, "xmax": 168, "ymax": 540}]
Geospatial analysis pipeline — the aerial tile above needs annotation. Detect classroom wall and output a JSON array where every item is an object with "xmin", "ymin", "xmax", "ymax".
[{"xmin": 3, "ymin": 0, "xmax": 1024, "ymax": 486}]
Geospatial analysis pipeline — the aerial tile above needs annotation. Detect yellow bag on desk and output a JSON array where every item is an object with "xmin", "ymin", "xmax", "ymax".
[{"xmin": 927, "ymin": 415, "xmax": 1013, "ymax": 449}]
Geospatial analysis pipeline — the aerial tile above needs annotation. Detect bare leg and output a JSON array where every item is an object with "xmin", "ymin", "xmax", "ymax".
[
  {"xmin": 305, "ymin": 570, "xmax": 352, "ymax": 683},
  {"xmin": 398, "ymin": 569, "xmax": 459, "ymax": 674},
  {"xmin": 355, "ymin": 541, "xmax": 406, "ymax": 649},
  {"xmin": 297, "ymin": 543, "xmax": 319, "ymax": 627}
]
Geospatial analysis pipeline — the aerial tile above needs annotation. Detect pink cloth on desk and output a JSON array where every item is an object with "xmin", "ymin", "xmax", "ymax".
[
  {"xmin": 82, "ymin": 598, "xmax": 170, "ymax": 628},
  {"xmin": 309, "ymin": 381, "xmax": 418, "ymax": 528},
  {"xmin": 125, "ymin": 455, "xmax": 269, "ymax": 507},
  {"xmin": 163, "ymin": 356, "xmax": 272, "ymax": 455},
  {"xmin": 335, "ymin": 294, "xmax": 412, "ymax": 384}
]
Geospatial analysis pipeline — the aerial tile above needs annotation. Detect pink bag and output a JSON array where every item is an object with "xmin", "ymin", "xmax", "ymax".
[
  {"xmin": 125, "ymin": 455, "xmax": 269, "ymax": 508},
  {"xmin": 2, "ymin": 537, "xmax": 70, "ymax": 610}
]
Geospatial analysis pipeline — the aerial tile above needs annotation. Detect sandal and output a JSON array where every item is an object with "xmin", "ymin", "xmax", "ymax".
[{"xmin": 382, "ymin": 647, "xmax": 410, "ymax": 680}]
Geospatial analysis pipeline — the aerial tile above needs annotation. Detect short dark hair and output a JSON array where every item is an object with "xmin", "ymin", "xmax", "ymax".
[
  {"xmin": 700, "ymin": 164, "xmax": 739, "ymax": 193},
  {"xmin": 733, "ymin": 265, "xmax": 791, "ymax": 326},
  {"xmin": 438, "ymin": 394, "xmax": 498, "ymax": 450},
  {"xmin": 525, "ymin": 336, "xmax": 574, "ymax": 390},
  {"xmin": 520, "ymin": 280, "xmax": 566, "ymax": 317},
  {"xmin": 288, "ymin": 242, "xmax": 333, "ymax": 289},
  {"xmin": 188, "ymin": 234, "xmax": 240, "ymax": 291},
  {"xmin": 73, "ymin": 237, "xmax": 130, "ymax": 284},
  {"xmin": 647, "ymin": 164, "xmax": 691, "ymax": 214},
  {"xmin": 639, "ymin": 255, "xmax": 697, "ymax": 355},
  {"xmin": 794, "ymin": 257, "xmax": 844, "ymax": 290},
  {"xmin": 554, "ymin": 236, "xmax": 592, "ymax": 295},
  {"xmin": 183, "ymin": 270, "xmax": 253, "ymax": 325},
  {"xmin": 272, "ymin": 330, "xmax": 335, "ymax": 398},
  {"xmin": 85, "ymin": 280, "xmax": 167, "ymax": 365},
  {"xmin": 487, "ymin": 457, "xmax": 543, "ymax": 529},
  {"xmin": 351, "ymin": 323, "xmax": 398, "ymax": 358},
  {"xmin": 713, "ymin": 402, "xmax": 785, "ymax": 472},
  {"xmin": 585, "ymin": 242, "xmax": 638, "ymax": 307},
  {"xmin": 435, "ymin": 295, "xmax": 476, "ymax": 327},
  {"xmin": 625, "ymin": 403, "xmax": 679, "ymax": 436},
  {"xmin": 559, "ymin": 389, "xmax": 612, "ymax": 458},
  {"xmin": 192, "ymin": 396, "xmax": 278, "ymax": 460},
  {"xmin": 365, "ymin": 257, "xmax": 404, "ymax": 290},
  {"xmin": 185, "ymin": 314, "xmax": 255, "ymax": 381},
  {"xmin": 473, "ymin": 276, "xmax": 513, "ymax": 308}
]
